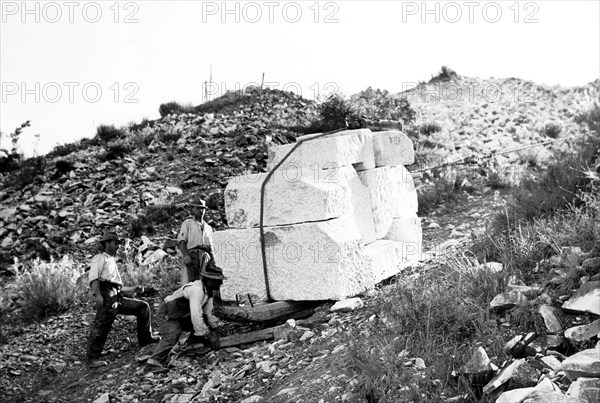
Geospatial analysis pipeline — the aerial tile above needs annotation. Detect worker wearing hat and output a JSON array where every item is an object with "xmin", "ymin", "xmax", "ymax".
[
  {"xmin": 177, "ymin": 198, "xmax": 222, "ymax": 329},
  {"xmin": 178, "ymin": 198, "xmax": 217, "ymax": 284},
  {"xmin": 144, "ymin": 263, "xmax": 226, "ymax": 373},
  {"xmin": 87, "ymin": 231, "xmax": 160, "ymax": 368}
]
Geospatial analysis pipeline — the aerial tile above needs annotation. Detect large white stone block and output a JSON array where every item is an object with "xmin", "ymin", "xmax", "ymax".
[
  {"xmin": 388, "ymin": 165, "xmax": 418, "ymax": 216},
  {"xmin": 213, "ymin": 218, "xmax": 373, "ymax": 301},
  {"xmin": 224, "ymin": 171, "xmax": 349, "ymax": 228},
  {"xmin": 384, "ymin": 215, "xmax": 422, "ymax": 262},
  {"xmin": 213, "ymin": 227, "xmax": 264, "ymax": 301},
  {"xmin": 372, "ymin": 130, "xmax": 415, "ymax": 166},
  {"xmin": 357, "ymin": 166, "xmax": 419, "ymax": 238},
  {"xmin": 336, "ymin": 167, "xmax": 377, "ymax": 245},
  {"xmin": 364, "ymin": 240, "xmax": 414, "ymax": 284},
  {"xmin": 224, "ymin": 166, "xmax": 377, "ymax": 245},
  {"xmin": 357, "ymin": 167, "xmax": 395, "ymax": 238},
  {"xmin": 268, "ymin": 129, "xmax": 375, "ymax": 171}
]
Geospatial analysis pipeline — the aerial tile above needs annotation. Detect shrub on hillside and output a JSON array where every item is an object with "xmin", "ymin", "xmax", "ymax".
[
  {"xmin": 101, "ymin": 140, "xmax": 133, "ymax": 161},
  {"xmin": 349, "ymin": 87, "xmax": 416, "ymax": 125},
  {"xmin": 429, "ymin": 65, "xmax": 458, "ymax": 84},
  {"xmin": 5, "ymin": 156, "xmax": 46, "ymax": 189},
  {"xmin": 420, "ymin": 122, "xmax": 442, "ymax": 136},
  {"xmin": 0, "ymin": 151, "xmax": 22, "ymax": 173},
  {"xmin": 542, "ymin": 123, "xmax": 562, "ymax": 139},
  {"xmin": 159, "ymin": 102, "xmax": 194, "ymax": 117},
  {"xmin": 317, "ymin": 93, "xmax": 359, "ymax": 132},
  {"xmin": 16, "ymin": 256, "xmax": 86, "ymax": 320},
  {"xmin": 96, "ymin": 124, "xmax": 125, "ymax": 142}
]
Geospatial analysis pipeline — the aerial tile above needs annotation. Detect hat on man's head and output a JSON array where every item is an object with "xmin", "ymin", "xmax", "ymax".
[
  {"xmin": 99, "ymin": 231, "xmax": 122, "ymax": 244},
  {"xmin": 200, "ymin": 263, "xmax": 227, "ymax": 280},
  {"xmin": 189, "ymin": 199, "xmax": 207, "ymax": 209}
]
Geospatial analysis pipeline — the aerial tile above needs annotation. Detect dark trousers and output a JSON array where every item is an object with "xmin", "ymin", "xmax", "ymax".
[
  {"xmin": 87, "ymin": 282, "xmax": 153, "ymax": 359},
  {"xmin": 185, "ymin": 249, "xmax": 210, "ymax": 283},
  {"xmin": 149, "ymin": 317, "xmax": 193, "ymax": 365}
]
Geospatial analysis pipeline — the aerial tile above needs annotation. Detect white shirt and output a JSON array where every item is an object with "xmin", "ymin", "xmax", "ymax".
[
  {"xmin": 178, "ymin": 218, "xmax": 214, "ymax": 250},
  {"xmin": 88, "ymin": 252, "xmax": 123, "ymax": 285}
]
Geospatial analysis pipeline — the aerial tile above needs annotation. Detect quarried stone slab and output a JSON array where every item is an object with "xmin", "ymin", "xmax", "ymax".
[
  {"xmin": 224, "ymin": 170, "xmax": 349, "ymax": 228},
  {"xmin": 562, "ymin": 281, "xmax": 600, "ymax": 316},
  {"xmin": 383, "ymin": 215, "xmax": 422, "ymax": 261},
  {"xmin": 213, "ymin": 218, "xmax": 373, "ymax": 301},
  {"xmin": 267, "ymin": 129, "xmax": 373, "ymax": 170},
  {"xmin": 294, "ymin": 129, "xmax": 375, "ymax": 171},
  {"xmin": 364, "ymin": 240, "xmax": 413, "ymax": 284},
  {"xmin": 372, "ymin": 130, "xmax": 415, "ymax": 166},
  {"xmin": 560, "ymin": 348, "xmax": 600, "ymax": 380}
]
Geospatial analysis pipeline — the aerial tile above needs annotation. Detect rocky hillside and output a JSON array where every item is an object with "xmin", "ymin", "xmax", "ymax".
[
  {"xmin": 1, "ymin": 77, "xmax": 598, "ymax": 273},
  {"xmin": 0, "ymin": 74, "xmax": 599, "ymax": 403}
]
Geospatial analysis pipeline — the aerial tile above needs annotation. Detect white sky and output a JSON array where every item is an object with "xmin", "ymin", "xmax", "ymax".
[{"xmin": 1, "ymin": 0, "xmax": 599, "ymax": 157}]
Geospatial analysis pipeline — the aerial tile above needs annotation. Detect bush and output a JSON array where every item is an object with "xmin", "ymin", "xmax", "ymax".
[
  {"xmin": 101, "ymin": 140, "xmax": 133, "ymax": 161},
  {"xmin": 96, "ymin": 124, "xmax": 125, "ymax": 142},
  {"xmin": 159, "ymin": 101, "xmax": 194, "ymax": 117},
  {"xmin": 5, "ymin": 156, "xmax": 46, "ymax": 189},
  {"xmin": 542, "ymin": 123, "xmax": 562, "ymax": 139},
  {"xmin": 0, "ymin": 151, "xmax": 22, "ymax": 173},
  {"xmin": 349, "ymin": 87, "xmax": 416, "ymax": 125},
  {"xmin": 420, "ymin": 122, "xmax": 442, "ymax": 136},
  {"xmin": 317, "ymin": 93, "xmax": 358, "ymax": 132},
  {"xmin": 429, "ymin": 66, "xmax": 458, "ymax": 84},
  {"xmin": 48, "ymin": 142, "xmax": 79, "ymax": 158},
  {"xmin": 16, "ymin": 256, "xmax": 86, "ymax": 321}
]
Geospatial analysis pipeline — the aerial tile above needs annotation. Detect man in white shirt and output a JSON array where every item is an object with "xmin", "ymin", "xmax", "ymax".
[
  {"xmin": 177, "ymin": 198, "xmax": 222, "ymax": 329},
  {"xmin": 87, "ymin": 231, "xmax": 160, "ymax": 368},
  {"xmin": 178, "ymin": 199, "xmax": 215, "ymax": 284}
]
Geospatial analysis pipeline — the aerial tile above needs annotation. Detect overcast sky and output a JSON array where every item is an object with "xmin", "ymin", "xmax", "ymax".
[{"xmin": 1, "ymin": 0, "xmax": 599, "ymax": 157}]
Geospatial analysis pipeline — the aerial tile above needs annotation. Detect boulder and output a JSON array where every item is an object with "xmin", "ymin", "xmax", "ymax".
[
  {"xmin": 562, "ymin": 281, "xmax": 600, "ymax": 316},
  {"xmin": 213, "ymin": 217, "xmax": 373, "ymax": 301},
  {"xmin": 560, "ymin": 348, "xmax": 600, "ymax": 380},
  {"xmin": 364, "ymin": 240, "xmax": 414, "ymax": 284},
  {"xmin": 371, "ymin": 130, "xmax": 415, "ymax": 166},
  {"xmin": 564, "ymin": 320, "xmax": 600, "ymax": 343},
  {"xmin": 383, "ymin": 215, "xmax": 422, "ymax": 260},
  {"xmin": 567, "ymin": 377, "xmax": 600, "ymax": 402},
  {"xmin": 538, "ymin": 305, "xmax": 563, "ymax": 333},
  {"xmin": 357, "ymin": 166, "xmax": 419, "ymax": 238},
  {"xmin": 496, "ymin": 377, "xmax": 560, "ymax": 403},
  {"xmin": 224, "ymin": 166, "xmax": 377, "ymax": 245},
  {"xmin": 483, "ymin": 359, "xmax": 540, "ymax": 394},
  {"xmin": 330, "ymin": 297, "xmax": 363, "ymax": 312},
  {"xmin": 490, "ymin": 291, "xmax": 529, "ymax": 313},
  {"xmin": 267, "ymin": 129, "xmax": 374, "ymax": 171},
  {"xmin": 224, "ymin": 169, "xmax": 349, "ymax": 228}
]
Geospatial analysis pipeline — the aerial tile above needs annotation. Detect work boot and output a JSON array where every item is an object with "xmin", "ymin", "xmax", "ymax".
[
  {"xmin": 88, "ymin": 358, "xmax": 108, "ymax": 368},
  {"xmin": 186, "ymin": 333, "xmax": 209, "ymax": 346},
  {"xmin": 206, "ymin": 331, "xmax": 220, "ymax": 350}
]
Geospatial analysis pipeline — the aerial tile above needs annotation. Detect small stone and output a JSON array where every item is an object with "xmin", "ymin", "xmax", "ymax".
[{"xmin": 330, "ymin": 297, "xmax": 363, "ymax": 313}]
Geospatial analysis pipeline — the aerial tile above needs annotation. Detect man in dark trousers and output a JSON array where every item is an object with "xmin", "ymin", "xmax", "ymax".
[
  {"xmin": 178, "ymin": 198, "xmax": 215, "ymax": 285},
  {"xmin": 144, "ymin": 264, "xmax": 225, "ymax": 373},
  {"xmin": 87, "ymin": 231, "xmax": 160, "ymax": 368}
]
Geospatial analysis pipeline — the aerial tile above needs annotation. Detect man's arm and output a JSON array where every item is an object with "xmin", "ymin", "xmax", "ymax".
[
  {"xmin": 179, "ymin": 240, "xmax": 192, "ymax": 265},
  {"xmin": 90, "ymin": 279, "xmax": 104, "ymax": 310}
]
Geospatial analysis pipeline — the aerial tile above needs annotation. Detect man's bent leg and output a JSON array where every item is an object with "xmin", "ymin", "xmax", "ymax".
[
  {"xmin": 148, "ymin": 319, "xmax": 183, "ymax": 366},
  {"xmin": 118, "ymin": 297, "xmax": 155, "ymax": 346}
]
